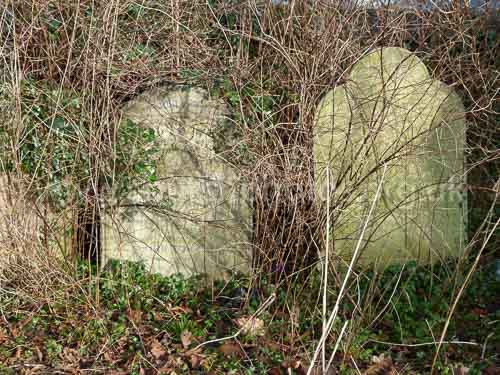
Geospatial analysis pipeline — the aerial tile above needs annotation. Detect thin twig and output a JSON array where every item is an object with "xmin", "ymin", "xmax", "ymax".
[{"xmin": 193, "ymin": 292, "xmax": 276, "ymax": 351}]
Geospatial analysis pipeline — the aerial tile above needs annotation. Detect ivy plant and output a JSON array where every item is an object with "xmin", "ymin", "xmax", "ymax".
[{"xmin": 0, "ymin": 79, "xmax": 159, "ymax": 210}]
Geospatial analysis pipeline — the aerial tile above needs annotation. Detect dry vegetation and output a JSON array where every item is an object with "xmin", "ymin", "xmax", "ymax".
[{"xmin": 0, "ymin": 0, "xmax": 498, "ymax": 374}]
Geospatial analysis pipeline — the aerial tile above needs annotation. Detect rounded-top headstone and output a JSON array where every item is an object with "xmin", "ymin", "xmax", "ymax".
[
  {"xmin": 102, "ymin": 86, "xmax": 252, "ymax": 277},
  {"xmin": 314, "ymin": 47, "xmax": 466, "ymax": 264}
]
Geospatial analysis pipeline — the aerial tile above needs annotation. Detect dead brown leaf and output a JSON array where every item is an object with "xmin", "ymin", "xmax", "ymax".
[
  {"xmin": 282, "ymin": 359, "xmax": 302, "ymax": 369},
  {"xmin": 0, "ymin": 327, "xmax": 7, "ymax": 345},
  {"xmin": 15, "ymin": 346, "xmax": 21, "ymax": 360},
  {"xmin": 103, "ymin": 350, "xmax": 115, "ymax": 363},
  {"xmin": 35, "ymin": 346, "xmax": 43, "ymax": 362},
  {"xmin": 168, "ymin": 305, "xmax": 193, "ymax": 316},
  {"xmin": 127, "ymin": 308, "xmax": 143, "ymax": 323},
  {"xmin": 185, "ymin": 347, "xmax": 205, "ymax": 369},
  {"xmin": 150, "ymin": 339, "xmax": 167, "ymax": 360},
  {"xmin": 180, "ymin": 330, "xmax": 193, "ymax": 349},
  {"xmin": 60, "ymin": 347, "xmax": 80, "ymax": 367},
  {"xmin": 10, "ymin": 326, "xmax": 18, "ymax": 338},
  {"xmin": 218, "ymin": 341, "xmax": 245, "ymax": 358},
  {"xmin": 364, "ymin": 354, "xmax": 397, "ymax": 375},
  {"xmin": 190, "ymin": 353, "xmax": 203, "ymax": 369},
  {"xmin": 153, "ymin": 311, "xmax": 163, "ymax": 321}
]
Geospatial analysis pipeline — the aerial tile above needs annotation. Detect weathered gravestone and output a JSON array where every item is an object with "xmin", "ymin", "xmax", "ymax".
[
  {"xmin": 102, "ymin": 86, "xmax": 252, "ymax": 277},
  {"xmin": 314, "ymin": 47, "xmax": 466, "ymax": 264}
]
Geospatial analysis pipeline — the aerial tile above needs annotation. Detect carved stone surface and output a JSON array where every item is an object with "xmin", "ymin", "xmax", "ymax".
[
  {"xmin": 314, "ymin": 47, "xmax": 466, "ymax": 264},
  {"xmin": 102, "ymin": 86, "xmax": 252, "ymax": 277}
]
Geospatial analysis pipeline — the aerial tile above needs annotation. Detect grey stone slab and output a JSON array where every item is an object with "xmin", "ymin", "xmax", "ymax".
[{"xmin": 102, "ymin": 86, "xmax": 252, "ymax": 277}]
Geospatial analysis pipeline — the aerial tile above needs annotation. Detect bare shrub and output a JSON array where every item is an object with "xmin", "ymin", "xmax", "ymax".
[{"xmin": 0, "ymin": 1, "xmax": 498, "ymax": 372}]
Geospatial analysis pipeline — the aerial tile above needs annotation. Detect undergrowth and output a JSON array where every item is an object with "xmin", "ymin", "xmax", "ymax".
[{"xmin": 0, "ymin": 258, "xmax": 498, "ymax": 374}]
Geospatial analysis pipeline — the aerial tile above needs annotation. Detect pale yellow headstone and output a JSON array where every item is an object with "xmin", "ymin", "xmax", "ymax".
[
  {"xmin": 102, "ymin": 86, "xmax": 252, "ymax": 277},
  {"xmin": 315, "ymin": 47, "xmax": 466, "ymax": 264}
]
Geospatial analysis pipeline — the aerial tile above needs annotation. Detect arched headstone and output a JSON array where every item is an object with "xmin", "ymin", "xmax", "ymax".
[
  {"xmin": 102, "ymin": 86, "xmax": 252, "ymax": 277},
  {"xmin": 314, "ymin": 47, "xmax": 466, "ymax": 264}
]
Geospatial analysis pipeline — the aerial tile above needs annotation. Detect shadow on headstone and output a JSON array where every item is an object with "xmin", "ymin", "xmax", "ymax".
[{"xmin": 102, "ymin": 86, "xmax": 252, "ymax": 278}]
